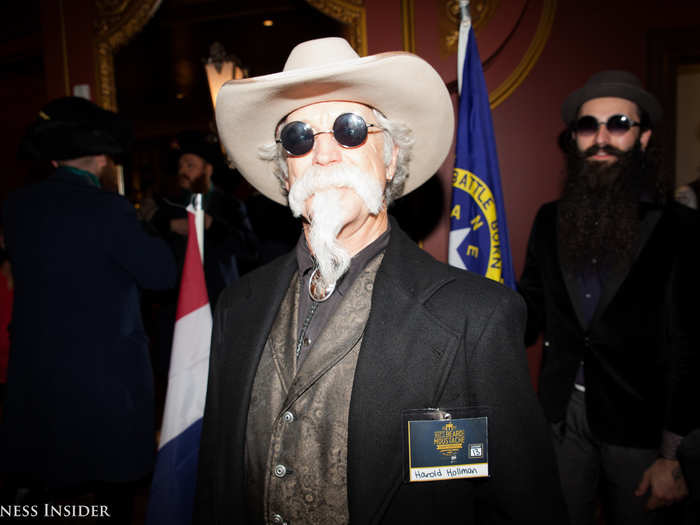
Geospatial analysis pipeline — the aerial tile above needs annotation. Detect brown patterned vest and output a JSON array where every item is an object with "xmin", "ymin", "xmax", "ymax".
[{"xmin": 245, "ymin": 254, "xmax": 383, "ymax": 525}]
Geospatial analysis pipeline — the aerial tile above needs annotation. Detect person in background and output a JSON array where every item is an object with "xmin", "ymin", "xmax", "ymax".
[
  {"xmin": 0, "ymin": 96, "xmax": 176, "ymax": 523},
  {"xmin": 148, "ymin": 131, "xmax": 259, "ymax": 298},
  {"xmin": 518, "ymin": 70, "xmax": 700, "ymax": 525},
  {"xmin": 675, "ymin": 176, "xmax": 699, "ymax": 210},
  {"xmin": 0, "ymin": 228, "xmax": 12, "ymax": 411},
  {"xmin": 145, "ymin": 132, "xmax": 259, "ymax": 383}
]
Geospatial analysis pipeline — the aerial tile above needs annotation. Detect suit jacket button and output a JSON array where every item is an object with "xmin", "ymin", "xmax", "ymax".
[
  {"xmin": 274, "ymin": 464, "xmax": 287, "ymax": 478},
  {"xmin": 271, "ymin": 513, "xmax": 284, "ymax": 524},
  {"xmin": 282, "ymin": 411, "xmax": 294, "ymax": 423}
]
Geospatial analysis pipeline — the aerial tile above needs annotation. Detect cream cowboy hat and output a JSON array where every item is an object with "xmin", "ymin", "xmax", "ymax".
[{"xmin": 215, "ymin": 37, "xmax": 455, "ymax": 205}]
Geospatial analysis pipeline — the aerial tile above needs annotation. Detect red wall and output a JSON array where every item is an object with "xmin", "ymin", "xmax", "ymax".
[
  {"xmin": 366, "ymin": 0, "xmax": 700, "ymax": 277},
  {"xmin": 364, "ymin": 0, "xmax": 700, "ymax": 385},
  {"xmin": 0, "ymin": 0, "xmax": 98, "ymax": 200}
]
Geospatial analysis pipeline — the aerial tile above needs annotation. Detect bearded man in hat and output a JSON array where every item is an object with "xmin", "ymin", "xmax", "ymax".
[
  {"xmin": 150, "ymin": 132, "xmax": 259, "ymax": 286},
  {"xmin": 194, "ymin": 37, "xmax": 566, "ymax": 525},
  {"xmin": 518, "ymin": 71, "xmax": 700, "ymax": 524},
  {"xmin": 0, "ymin": 96, "xmax": 176, "ymax": 520},
  {"xmin": 147, "ymin": 132, "xmax": 259, "ymax": 380}
]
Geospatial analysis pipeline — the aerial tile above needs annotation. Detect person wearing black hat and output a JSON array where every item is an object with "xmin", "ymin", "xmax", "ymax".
[
  {"xmin": 148, "ymin": 132, "xmax": 260, "ymax": 291},
  {"xmin": 519, "ymin": 71, "xmax": 700, "ymax": 524},
  {"xmin": 0, "ymin": 96, "xmax": 177, "ymax": 521},
  {"xmin": 145, "ymin": 133, "xmax": 259, "ymax": 378}
]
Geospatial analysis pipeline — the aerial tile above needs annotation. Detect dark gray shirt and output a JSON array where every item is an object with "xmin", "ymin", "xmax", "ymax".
[{"xmin": 295, "ymin": 225, "xmax": 390, "ymax": 366}]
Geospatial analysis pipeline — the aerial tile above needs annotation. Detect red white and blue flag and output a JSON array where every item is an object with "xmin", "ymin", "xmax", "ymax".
[{"xmin": 147, "ymin": 197, "xmax": 212, "ymax": 525}]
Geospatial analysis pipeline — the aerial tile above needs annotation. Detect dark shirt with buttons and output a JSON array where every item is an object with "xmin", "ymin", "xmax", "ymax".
[{"xmin": 574, "ymin": 257, "xmax": 606, "ymax": 388}]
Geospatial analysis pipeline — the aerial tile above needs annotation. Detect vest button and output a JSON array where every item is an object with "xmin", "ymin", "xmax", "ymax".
[
  {"xmin": 282, "ymin": 411, "xmax": 294, "ymax": 423},
  {"xmin": 271, "ymin": 513, "xmax": 283, "ymax": 524},
  {"xmin": 273, "ymin": 464, "xmax": 287, "ymax": 478}
]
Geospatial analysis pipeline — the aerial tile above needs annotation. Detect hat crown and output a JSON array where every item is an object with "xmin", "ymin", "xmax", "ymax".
[
  {"xmin": 42, "ymin": 96, "xmax": 110, "ymax": 126},
  {"xmin": 19, "ymin": 96, "xmax": 131, "ymax": 160},
  {"xmin": 283, "ymin": 37, "xmax": 360, "ymax": 72},
  {"xmin": 585, "ymin": 70, "xmax": 643, "ymax": 89},
  {"xmin": 561, "ymin": 69, "xmax": 663, "ymax": 125}
]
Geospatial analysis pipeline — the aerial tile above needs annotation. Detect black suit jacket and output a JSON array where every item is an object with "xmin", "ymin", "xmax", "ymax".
[
  {"xmin": 195, "ymin": 220, "xmax": 567, "ymax": 524},
  {"xmin": 518, "ymin": 201, "xmax": 700, "ymax": 447},
  {"xmin": 0, "ymin": 169, "xmax": 176, "ymax": 484}
]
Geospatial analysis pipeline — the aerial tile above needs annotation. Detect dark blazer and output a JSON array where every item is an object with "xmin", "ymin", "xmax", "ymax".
[
  {"xmin": 518, "ymin": 201, "xmax": 700, "ymax": 448},
  {"xmin": 195, "ymin": 221, "xmax": 567, "ymax": 524},
  {"xmin": 0, "ymin": 169, "xmax": 176, "ymax": 485}
]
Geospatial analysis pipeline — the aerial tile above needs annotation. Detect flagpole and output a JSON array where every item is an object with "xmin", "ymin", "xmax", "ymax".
[
  {"xmin": 457, "ymin": 0, "xmax": 471, "ymax": 96},
  {"xmin": 191, "ymin": 193, "xmax": 204, "ymax": 262}
]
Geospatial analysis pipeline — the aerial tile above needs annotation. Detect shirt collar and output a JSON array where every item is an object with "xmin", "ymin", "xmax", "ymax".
[{"xmin": 295, "ymin": 223, "xmax": 391, "ymax": 297}]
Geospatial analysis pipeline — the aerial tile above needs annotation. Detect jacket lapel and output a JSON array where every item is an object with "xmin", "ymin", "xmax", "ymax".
[
  {"xmin": 285, "ymin": 255, "xmax": 382, "ymax": 409},
  {"xmin": 215, "ymin": 252, "xmax": 298, "ymax": 498},
  {"xmin": 223, "ymin": 253, "xmax": 298, "ymax": 397},
  {"xmin": 347, "ymin": 224, "xmax": 461, "ymax": 524},
  {"xmin": 592, "ymin": 206, "xmax": 662, "ymax": 325}
]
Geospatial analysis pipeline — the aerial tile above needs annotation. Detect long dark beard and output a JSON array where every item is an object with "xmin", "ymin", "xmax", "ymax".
[{"xmin": 558, "ymin": 141, "xmax": 647, "ymax": 271}]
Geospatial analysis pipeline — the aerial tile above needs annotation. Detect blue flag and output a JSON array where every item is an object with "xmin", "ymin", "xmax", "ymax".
[{"xmin": 448, "ymin": 28, "xmax": 515, "ymax": 289}]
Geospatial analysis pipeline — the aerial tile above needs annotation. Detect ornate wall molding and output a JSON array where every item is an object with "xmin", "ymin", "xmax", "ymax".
[
  {"xmin": 488, "ymin": 0, "xmax": 556, "ymax": 109},
  {"xmin": 442, "ymin": 0, "xmax": 499, "ymax": 53},
  {"xmin": 437, "ymin": 0, "xmax": 556, "ymax": 109},
  {"xmin": 94, "ymin": 0, "xmax": 163, "ymax": 110},
  {"xmin": 305, "ymin": 0, "xmax": 367, "ymax": 56}
]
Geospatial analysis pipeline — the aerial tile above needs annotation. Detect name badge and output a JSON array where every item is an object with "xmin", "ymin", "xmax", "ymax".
[{"xmin": 402, "ymin": 407, "xmax": 489, "ymax": 482}]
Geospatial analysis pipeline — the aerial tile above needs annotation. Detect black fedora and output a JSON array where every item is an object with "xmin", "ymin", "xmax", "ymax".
[
  {"xmin": 561, "ymin": 70, "xmax": 663, "ymax": 127},
  {"xmin": 19, "ymin": 96, "xmax": 132, "ymax": 161},
  {"xmin": 175, "ymin": 131, "xmax": 222, "ymax": 168}
]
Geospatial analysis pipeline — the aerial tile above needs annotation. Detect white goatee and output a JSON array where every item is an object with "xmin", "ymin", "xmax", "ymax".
[{"xmin": 288, "ymin": 163, "xmax": 385, "ymax": 288}]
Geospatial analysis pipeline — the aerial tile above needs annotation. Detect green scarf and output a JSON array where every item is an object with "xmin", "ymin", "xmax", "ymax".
[{"xmin": 57, "ymin": 165, "xmax": 102, "ymax": 188}]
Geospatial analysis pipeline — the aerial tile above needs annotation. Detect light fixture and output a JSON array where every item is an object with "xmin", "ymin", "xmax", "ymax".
[
  {"xmin": 203, "ymin": 42, "xmax": 246, "ymax": 109},
  {"xmin": 263, "ymin": 19, "xmax": 274, "ymax": 27}
]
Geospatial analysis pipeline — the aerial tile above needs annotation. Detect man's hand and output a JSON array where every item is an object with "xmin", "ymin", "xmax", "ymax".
[
  {"xmin": 170, "ymin": 218, "xmax": 189, "ymax": 236},
  {"xmin": 170, "ymin": 214, "xmax": 213, "ymax": 236},
  {"xmin": 634, "ymin": 457, "xmax": 688, "ymax": 510}
]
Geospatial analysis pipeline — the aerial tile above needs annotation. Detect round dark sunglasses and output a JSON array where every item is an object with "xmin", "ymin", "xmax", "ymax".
[
  {"xmin": 276, "ymin": 113, "xmax": 383, "ymax": 156},
  {"xmin": 574, "ymin": 114, "xmax": 640, "ymax": 137}
]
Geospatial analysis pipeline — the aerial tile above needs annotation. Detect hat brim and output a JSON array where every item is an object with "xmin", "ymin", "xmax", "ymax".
[
  {"xmin": 19, "ymin": 123, "xmax": 127, "ymax": 161},
  {"xmin": 215, "ymin": 51, "xmax": 455, "ymax": 205},
  {"xmin": 561, "ymin": 82, "xmax": 663, "ymax": 126}
]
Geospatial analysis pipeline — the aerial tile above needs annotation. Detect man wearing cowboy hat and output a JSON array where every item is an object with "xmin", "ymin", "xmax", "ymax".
[
  {"xmin": 194, "ymin": 37, "xmax": 567, "ymax": 524},
  {"xmin": 0, "ymin": 96, "xmax": 176, "ymax": 520},
  {"xmin": 518, "ymin": 71, "xmax": 700, "ymax": 524}
]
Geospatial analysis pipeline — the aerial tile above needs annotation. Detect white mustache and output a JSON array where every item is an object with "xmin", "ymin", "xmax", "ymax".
[
  {"xmin": 287, "ymin": 163, "xmax": 384, "ymax": 219},
  {"xmin": 287, "ymin": 163, "xmax": 386, "ymax": 288}
]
